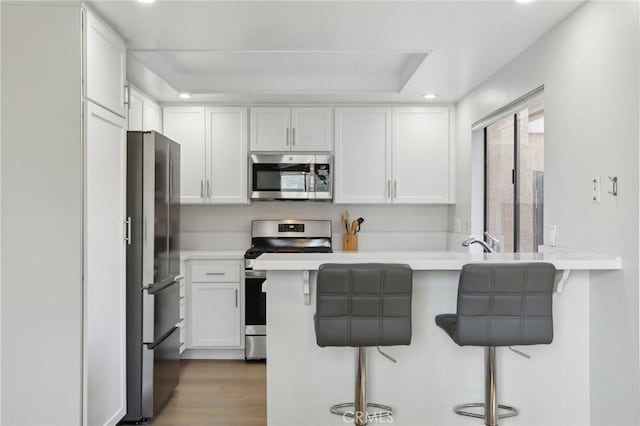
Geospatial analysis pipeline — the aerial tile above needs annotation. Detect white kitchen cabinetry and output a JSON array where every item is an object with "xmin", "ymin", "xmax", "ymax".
[
  {"xmin": 84, "ymin": 9, "xmax": 126, "ymax": 118},
  {"xmin": 334, "ymin": 108, "xmax": 392, "ymax": 204},
  {"xmin": 392, "ymin": 107, "xmax": 450, "ymax": 203},
  {"xmin": 163, "ymin": 107, "xmax": 207, "ymax": 204},
  {"xmin": 85, "ymin": 101, "xmax": 127, "ymax": 426},
  {"xmin": 334, "ymin": 106, "xmax": 450, "ymax": 204},
  {"xmin": 250, "ymin": 107, "xmax": 332, "ymax": 152},
  {"xmin": 127, "ymin": 87, "xmax": 163, "ymax": 132},
  {"xmin": 163, "ymin": 106, "xmax": 248, "ymax": 204},
  {"xmin": 128, "ymin": 90, "xmax": 144, "ymax": 131},
  {"xmin": 187, "ymin": 260, "xmax": 243, "ymax": 349},
  {"xmin": 205, "ymin": 107, "xmax": 248, "ymax": 203}
]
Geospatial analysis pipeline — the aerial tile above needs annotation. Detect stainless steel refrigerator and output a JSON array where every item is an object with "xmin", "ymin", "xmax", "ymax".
[{"xmin": 124, "ymin": 131, "xmax": 181, "ymax": 422}]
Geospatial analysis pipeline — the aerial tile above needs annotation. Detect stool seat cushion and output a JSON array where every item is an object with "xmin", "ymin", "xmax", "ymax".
[
  {"xmin": 435, "ymin": 263, "xmax": 556, "ymax": 347},
  {"xmin": 315, "ymin": 263, "xmax": 413, "ymax": 348}
]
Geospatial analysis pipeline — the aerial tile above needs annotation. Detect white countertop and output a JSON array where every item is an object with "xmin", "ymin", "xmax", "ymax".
[
  {"xmin": 180, "ymin": 250, "xmax": 245, "ymax": 262},
  {"xmin": 252, "ymin": 248, "xmax": 622, "ymax": 271}
]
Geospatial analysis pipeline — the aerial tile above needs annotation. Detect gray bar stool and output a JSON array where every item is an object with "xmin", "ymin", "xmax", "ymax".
[
  {"xmin": 435, "ymin": 262, "xmax": 556, "ymax": 426},
  {"xmin": 315, "ymin": 263, "xmax": 413, "ymax": 426}
]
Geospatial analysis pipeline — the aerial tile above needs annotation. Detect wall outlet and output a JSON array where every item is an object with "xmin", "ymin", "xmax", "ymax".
[
  {"xmin": 454, "ymin": 218, "xmax": 462, "ymax": 233},
  {"xmin": 592, "ymin": 177, "xmax": 601, "ymax": 203}
]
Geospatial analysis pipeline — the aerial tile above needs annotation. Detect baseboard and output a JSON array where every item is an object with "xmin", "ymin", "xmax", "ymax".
[{"xmin": 180, "ymin": 348, "xmax": 246, "ymax": 360}]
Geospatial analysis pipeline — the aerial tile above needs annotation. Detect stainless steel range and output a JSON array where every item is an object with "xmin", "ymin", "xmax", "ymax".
[{"xmin": 244, "ymin": 220, "xmax": 333, "ymax": 360}]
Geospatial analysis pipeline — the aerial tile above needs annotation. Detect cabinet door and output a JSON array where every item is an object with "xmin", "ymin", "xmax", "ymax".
[
  {"xmin": 190, "ymin": 282, "xmax": 241, "ymax": 348},
  {"xmin": 392, "ymin": 107, "xmax": 450, "ymax": 203},
  {"xmin": 334, "ymin": 108, "xmax": 392, "ymax": 204},
  {"xmin": 163, "ymin": 107, "xmax": 206, "ymax": 203},
  {"xmin": 205, "ymin": 107, "xmax": 248, "ymax": 204},
  {"xmin": 143, "ymin": 100, "xmax": 163, "ymax": 132},
  {"xmin": 84, "ymin": 9, "xmax": 126, "ymax": 118},
  {"xmin": 127, "ymin": 88, "xmax": 143, "ymax": 131},
  {"xmin": 291, "ymin": 107, "xmax": 333, "ymax": 151},
  {"xmin": 250, "ymin": 107, "xmax": 291, "ymax": 151},
  {"xmin": 85, "ymin": 101, "xmax": 127, "ymax": 426}
]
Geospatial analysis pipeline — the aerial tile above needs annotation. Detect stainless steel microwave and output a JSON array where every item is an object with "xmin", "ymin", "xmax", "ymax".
[{"xmin": 250, "ymin": 154, "xmax": 333, "ymax": 201}]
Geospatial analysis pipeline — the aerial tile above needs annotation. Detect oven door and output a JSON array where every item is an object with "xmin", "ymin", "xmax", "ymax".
[
  {"xmin": 245, "ymin": 270, "xmax": 266, "ymax": 360},
  {"xmin": 250, "ymin": 154, "xmax": 313, "ymax": 200}
]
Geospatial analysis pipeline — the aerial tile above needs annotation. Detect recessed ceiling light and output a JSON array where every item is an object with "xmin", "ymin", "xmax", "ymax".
[
  {"xmin": 423, "ymin": 93, "xmax": 438, "ymax": 100},
  {"xmin": 179, "ymin": 93, "xmax": 192, "ymax": 99},
  {"xmin": 137, "ymin": 0, "xmax": 156, "ymax": 3},
  {"xmin": 515, "ymin": 0, "xmax": 535, "ymax": 3}
]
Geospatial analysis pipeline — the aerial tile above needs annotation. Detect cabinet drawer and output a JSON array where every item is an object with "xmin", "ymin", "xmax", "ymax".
[{"xmin": 191, "ymin": 262, "xmax": 240, "ymax": 283}]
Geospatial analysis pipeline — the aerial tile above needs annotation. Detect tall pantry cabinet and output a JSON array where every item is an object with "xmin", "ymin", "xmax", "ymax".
[
  {"xmin": 83, "ymin": 8, "xmax": 129, "ymax": 426},
  {"xmin": 2, "ymin": 4, "xmax": 128, "ymax": 426}
]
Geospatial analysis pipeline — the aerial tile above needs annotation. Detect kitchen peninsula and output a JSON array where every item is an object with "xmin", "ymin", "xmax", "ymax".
[{"xmin": 253, "ymin": 249, "xmax": 621, "ymax": 426}]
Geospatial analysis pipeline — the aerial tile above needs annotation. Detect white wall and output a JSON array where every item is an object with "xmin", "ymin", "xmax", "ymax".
[
  {"xmin": 1, "ymin": 5, "xmax": 83, "ymax": 425},
  {"xmin": 180, "ymin": 203, "xmax": 449, "ymax": 251},
  {"xmin": 449, "ymin": 2, "xmax": 639, "ymax": 425}
]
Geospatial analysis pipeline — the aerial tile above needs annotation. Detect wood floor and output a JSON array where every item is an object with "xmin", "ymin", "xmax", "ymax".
[{"xmin": 152, "ymin": 360, "xmax": 267, "ymax": 426}]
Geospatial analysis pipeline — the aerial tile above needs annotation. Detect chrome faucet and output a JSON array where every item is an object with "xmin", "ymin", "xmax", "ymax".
[{"xmin": 462, "ymin": 237, "xmax": 495, "ymax": 253}]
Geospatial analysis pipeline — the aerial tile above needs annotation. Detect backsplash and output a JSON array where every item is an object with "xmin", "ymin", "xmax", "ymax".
[{"xmin": 179, "ymin": 203, "xmax": 449, "ymax": 251}]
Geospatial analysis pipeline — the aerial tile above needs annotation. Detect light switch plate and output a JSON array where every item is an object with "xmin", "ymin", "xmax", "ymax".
[
  {"xmin": 548, "ymin": 225, "xmax": 558, "ymax": 247},
  {"xmin": 592, "ymin": 177, "xmax": 601, "ymax": 202},
  {"xmin": 454, "ymin": 218, "xmax": 462, "ymax": 233}
]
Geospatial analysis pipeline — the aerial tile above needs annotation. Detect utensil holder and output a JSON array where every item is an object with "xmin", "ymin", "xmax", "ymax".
[{"xmin": 343, "ymin": 234, "xmax": 358, "ymax": 252}]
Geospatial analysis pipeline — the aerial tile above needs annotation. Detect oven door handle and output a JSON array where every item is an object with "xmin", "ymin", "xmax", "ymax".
[{"xmin": 246, "ymin": 270, "xmax": 267, "ymax": 279}]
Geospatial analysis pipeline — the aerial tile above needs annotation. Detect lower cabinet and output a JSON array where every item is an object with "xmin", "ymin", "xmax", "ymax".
[
  {"xmin": 191, "ymin": 282, "xmax": 241, "ymax": 347},
  {"xmin": 186, "ymin": 260, "xmax": 244, "ymax": 353}
]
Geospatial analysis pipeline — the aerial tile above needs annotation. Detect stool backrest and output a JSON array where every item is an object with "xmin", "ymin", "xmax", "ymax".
[
  {"xmin": 315, "ymin": 263, "xmax": 412, "ymax": 347},
  {"xmin": 456, "ymin": 262, "xmax": 556, "ymax": 346}
]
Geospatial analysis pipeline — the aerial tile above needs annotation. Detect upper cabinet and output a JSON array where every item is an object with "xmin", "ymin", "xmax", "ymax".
[
  {"xmin": 128, "ymin": 87, "xmax": 162, "ymax": 132},
  {"xmin": 163, "ymin": 107, "xmax": 207, "ymax": 204},
  {"xmin": 250, "ymin": 107, "xmax": 290, "ymax": 151},
  {"xmin": 84, "ymin": 9, "xmax": 127, "ymax": 118},
  {"xmin": 163, "ymin": 106, "xmax": 248, "ymax": 204},
  {"xmin": 392, "ymin": 107, "xmax": 450, "ymax": 203},
  {"xmin": 205, "ymin": 107, "xmax": 248, "ymax": 204},
  {"xmin": 250, "ymin": 107, "xmax": 332, "ymax": 152},
  {"xmin": 335, "ymin": 106, "xmax": 451, "ymax": 204},
  {"xmin": 334, "ymin": 108, "xmax": 391, "ymax": 204},
  {"xmin": 290, "ymin": 107, "xmax": 333, "ymax": 151}
]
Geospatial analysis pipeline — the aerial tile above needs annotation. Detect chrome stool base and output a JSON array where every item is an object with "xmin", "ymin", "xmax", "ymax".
[
  {"xmin": 454, "ymin": 403, "xmax": 519, "ymax": 420},
  {"xmin": 330, "ymin": 403, "xmax": 393, "ymax": 422}
]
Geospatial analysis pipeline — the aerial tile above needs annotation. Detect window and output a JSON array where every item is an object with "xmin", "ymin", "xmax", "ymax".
[{"xmin": 484, "ymin": 103, "xmax": 544, "ymax": 253}]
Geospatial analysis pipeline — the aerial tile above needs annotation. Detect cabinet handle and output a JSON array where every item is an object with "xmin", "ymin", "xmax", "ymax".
[
  {"xmin": 124, "ymin": 217, "xmax": 132, "ymax": 245},
  {"xmin": 394, "ymin": 180, "xmax": 398, "ymax": 198},
  {"xmin": 207, "ymin": 180, "xmax": 211, "ymax": 198},
  {"xmin": 206, "ymin": 272, "xmax": 226, "ymax": 276},
  {"xmin": 286, "ymin": 128, "xmax": 289, "ymax": 146},
  {"xmin": 235, "ymin": 289, "xmax": 239, "ymax": 307},
  {"xmin": 200, "ymin": 180, "xmax": 204, "ymax": 198},
  {"xmin": 124, "ymin": 84, "xmax": 131, "ymax": 109},
  {"xmin": 292, "ymin": 128, "xmax": 296, "ymax": 146},
  {"xmin": 387, "ymin": 180, "xmax": 391, "ymax": 198}
]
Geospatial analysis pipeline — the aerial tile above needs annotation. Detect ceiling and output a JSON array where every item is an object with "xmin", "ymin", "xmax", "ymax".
[{"xmin": 88, "ymin": 0, "xmax": 584, "ymax": 104}]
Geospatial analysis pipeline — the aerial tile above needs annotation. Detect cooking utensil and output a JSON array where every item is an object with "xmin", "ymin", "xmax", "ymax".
[
  {"xmin": 354, "ymin": 217, "xmax": 365, "ymax": 234},
  {"xmin": 350, "ymin": 219, "xmax": 359, "ymax": 235},
  {"xmin": 342, "ymin": 210, "xmax": 350, "ymax": 233}
]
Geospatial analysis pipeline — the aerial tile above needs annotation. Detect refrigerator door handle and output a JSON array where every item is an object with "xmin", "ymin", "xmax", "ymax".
[{"xmin": 124, "ymin": 217, "xmax": 132, "ymax": 245}]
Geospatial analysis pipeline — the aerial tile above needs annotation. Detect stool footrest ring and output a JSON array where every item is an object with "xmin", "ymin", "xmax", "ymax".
[
  {"xmin": 330, "ymin": 402, "xmax": 393, "ymax": 420},
  {"xmin": 453, "ymin": 403, "xmax": 519, "ymax": 420}
]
